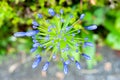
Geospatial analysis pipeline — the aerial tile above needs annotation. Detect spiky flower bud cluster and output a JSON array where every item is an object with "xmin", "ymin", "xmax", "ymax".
[{"xmin": 14, "ymin": 8, "xmax": 97, "ymax": 74}]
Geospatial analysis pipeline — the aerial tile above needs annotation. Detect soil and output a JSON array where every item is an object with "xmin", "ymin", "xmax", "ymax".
[{"xmin": 0, "ymin": 46, "xmax": 120, "ymax": 80}]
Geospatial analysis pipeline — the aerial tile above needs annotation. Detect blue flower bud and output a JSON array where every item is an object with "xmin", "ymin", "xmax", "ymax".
[
  {"xmin": 60, "ymin": 18, "xmax": 64, "ymax": 23},
  {"xmin": 32, "ymin": 21, "xmax": 39, "ymax": 26},
  {"xmin": 84, "ymin": 37, "xmax": 88, "ymax": 41},
  {"xmin": 64, "ymin": 37, "xmax": 66, "ymax": 41},
  {"xmin": 52, "ymin": 40, "xmax": 54, "ymax": 43},
  {"xmin": 48, "ymin": 8, "xmax": 55, "ymax": 16},
  {"xmin": 70, "ymin": 57, "xmax": 74, "ymax": 61},
  {"xmin": 48, "ymin": 28, "xmax": 51, "ymax": 32},
  {"xmin": 60, "ymin": 9, "xmax": 63, "ymax": 14},
  {"xmin": 63, "ymin": 62, "xmax": 68, "ymax": 74},
  {"xmin": 32, "ymin": 35, "xmax": 35, "ymax": 39},
  {"xmin": 85, "ymin": 25, "xmax": 97, "ymax": 30},
  {"xmin": 39, "ymin": 44, "xmax": 43, "ymax": 47},
  {"xmin": 25, "ymin": 30, "xmax": 39, "ymax": 36},
  {"xmin": 65, "ymin": 60, "xmax": 70, "ymax": 65},
  {"xmin": 61, "ymin": 49, "xmax": 65, "ymax": 53},
  {"xmin": 30, "ymin": 47, "xmax": 37, "ymax": 53},
  {"xmin": 77, "ymin": 30, "xmax": 81, "ymax": 33},
  {"xmin": 81, "ymin": 53, "xmax": 91, "ymax": 60},
  {"xmin": 49, "ymin": 46, "xmax": 53, "ymax": 49},
  {"xmin": 52, "ymin": 54, "xmax": 56, "ymax": 59},
  {"xmin": 33, "ymin": 39, "xmax": 38, "ymax": 43},
  {"xmin": 70, "ymin": 14, "xmax": 73, "ymax": 18},
  {"xmin": 76, "ymin": 49, "xmax": 79, "ymax": 53},
  {"xmin": 80, "ymin": 13, "xmax": 85, "ymax": 20},
  {"xmin": 32, "ymin": 25, "xmax": 37, "ymax": 29},
  {"xmin": 45, "ymin": 35, "xmax": 50, "ymax": 41},
  {"xmin": 56, "ymin": 14, "xmax": 60, "ymax": 18},
  {"xmin": 32, "ymin": 55, "xmax": 42, "ymax": 68},
  {"xmin": 66, "ymin": 26, "xmax": 72, "ymax": 32},
  {"xmin": 75, "ymin": 61, "xmax": 81, "ymax": 70},
  {"xmin": 38, "ymin": 13, "xmax": 43, "ymax": 18},
  {"xmin": 60, "ymin": 58, "xmax": 64, "ymax": 62},
  {"xmin": 72, "ymin": 33, "xmax": 75, "ymax": 37},
  {"xmin": 67, "ymin": 55, "xmax": 74, "ymax": 61},
  {"xmin": 14, "ymin": 32, "xmax": 26, "ymax": 37},
  {"xmin": 84, "ymin": 42, "xmax": 93, "ymax": 47},
  {"xmin": 33, "ymin": 42, "xmax": 40, "ymax": 47},
  {"xmin": 75, "ymin": 43, "xmax": 79, "ymax": 47},
  {"xmin": 42, "ymin": 61, "xmax": 50, "ymax": 71},
  {"xmin": 58, "ymin": 35, "xmax": 61, "ymax": 39},
  {"xmin": 43, "ymin": 46, "xmax": 46, "ymax": 48},
  {"xmin": 65, "ymin": 47, "xmax": 69, "ymax": 51}
]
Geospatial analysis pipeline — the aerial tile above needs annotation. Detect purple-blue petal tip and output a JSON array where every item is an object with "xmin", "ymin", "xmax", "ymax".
[
  {"xmin": 78, "ymin": 30, "xmax": 81, "ymax": 33},
  {"xmin": 25, "ymin": 30, "xmax": 39, "ymax": 36},
  {"xmin": 30, "ymin": 47, "xmax": 37, "ymax": 53},
  {"xmin": 38, "ymin": 13, "xmax": 43, "ymax": 18},
  {"xmin": 81, "ymin": 53, "xmax": 91, "ymax": 60},
  {"xmin": 60, "ymin": 9, "xmax": 64, "ymax": 14},
  {"xmin": 33, "ymin": 42, "xmax": 40, "ymax": 47},
  {"xmin": 63, "ymin": 62, "xmax": 68, "ymax": 74},
  {"xmin": 85, "ymin": 25, "xmax": 97, "ymax": 30},
  {"xmin": 52, "ymin": 54, "xmax": 56, "ymax": 59},
  {"xmin": 32, "ymin": 55, "xmax": 42, "ymax": 69},
  {"xmin": 32, "ymin": 21, "xmax": 39, "ymax": 26},
  {"xmin": 84, "ymin": 42, "xmax": 94, "ymax": 47},
  {"xmin": 75, "ymin": 61, "xmax": 81, "ymax": 70},
  {"xmin": 42, "ymin": 61, "xmax": 50, "ymax": 71},
  {"xmin": 80, "ymin": 13, "xmax": 85, "ymax": 20},
  {"xmin": 48, "ymin": 8, "xmax": 55, "ymax": 16},
  {"xmin": 65, "ymin": 60, "xmax": 70, "ymax": 65}
]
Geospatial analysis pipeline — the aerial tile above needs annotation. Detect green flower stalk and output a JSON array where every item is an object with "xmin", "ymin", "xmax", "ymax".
[{"xmin": 14, "ymin": 8, "xmax": 97, "ymax": 74}]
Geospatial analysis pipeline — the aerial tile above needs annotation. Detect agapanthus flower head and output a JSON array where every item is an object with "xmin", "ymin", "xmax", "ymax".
[{"xmin": 14, "ymin": 8, "xmax": 97, "ymax": 74}]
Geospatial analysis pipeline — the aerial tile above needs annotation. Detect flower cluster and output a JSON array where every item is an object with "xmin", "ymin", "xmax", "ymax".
[{"xmin": 14, "ymin": 8, "xmax": 97, "ymax": 74}]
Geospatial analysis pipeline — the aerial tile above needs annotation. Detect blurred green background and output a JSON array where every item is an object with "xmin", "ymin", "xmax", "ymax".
[{"xmin": 0, "ymin": 0, "xmax": 120, "ymax": 67}]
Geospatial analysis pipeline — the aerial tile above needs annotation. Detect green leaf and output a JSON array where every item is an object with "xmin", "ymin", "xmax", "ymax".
[{"xmin": 106, "ymin": 32, "xmax": 120, "ymax": 50}]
